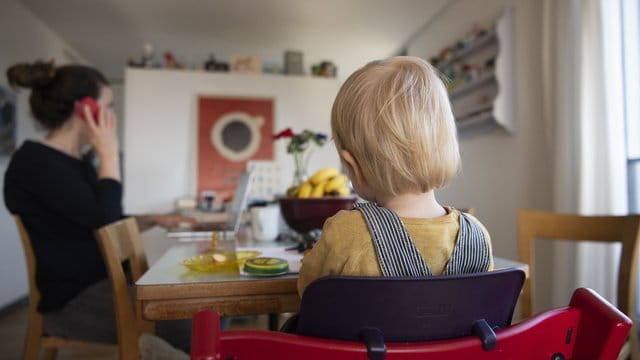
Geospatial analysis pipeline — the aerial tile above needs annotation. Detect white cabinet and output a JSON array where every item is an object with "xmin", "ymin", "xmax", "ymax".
[
  {"xmin": 431, "ymin": 7, "xmax": 515, "ymax": 136},
  {"xmin": 123, "ymin": 68, "xmax": 341, "ymax": 213}
]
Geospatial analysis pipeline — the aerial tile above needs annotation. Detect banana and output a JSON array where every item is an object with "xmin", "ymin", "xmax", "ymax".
[
  {"xmin": 324, "ymin": 175, "xmax": 348, "ymax": 192},
  {"xmin": 326, "ymin": 185, "xmax": 351, "ymax": 196},
  {"xmin": 335, "ymin": 185, "xmax": 351, "ymax": 196},
  {"xmin": 297, "ymin": 181, "xmax": 313, "ymax": 198},
  {"xmin": 310, "ymin": 181, "xmax": 328, "ymax": 198},
  {"xmin": 309, "ymin": 167, "xmax": 340, "ymax": 185}
]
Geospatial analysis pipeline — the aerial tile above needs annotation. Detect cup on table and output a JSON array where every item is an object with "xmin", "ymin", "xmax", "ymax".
[{"xmin": 250, "ymin": 205, "xmax": 280, "ymax": 242}]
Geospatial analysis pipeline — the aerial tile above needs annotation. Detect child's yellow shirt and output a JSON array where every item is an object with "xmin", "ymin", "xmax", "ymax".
[{"xmin": 297, "ymin": 206, "xmax": 494, "ymax": 297}]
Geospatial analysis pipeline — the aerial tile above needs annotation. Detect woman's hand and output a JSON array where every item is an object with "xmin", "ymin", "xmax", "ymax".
[
  {"xmin": 135, "ymin": 214, "xmax": 198, "ymax": 232},
  {"xmin": 85, "ymin": 105, "xmax": 119, "ymax": 159},
  {"xmin": 84, "ymin": 105, "xmax": 121, "ymax": 181},
  {"xmin": 153, "ymin": 214, "xmax": 198, "ymax": 229}
]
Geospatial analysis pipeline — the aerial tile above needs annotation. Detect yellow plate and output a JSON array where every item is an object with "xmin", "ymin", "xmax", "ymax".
[{"xmin": 181, "ymin": 250, "xmax": 261, "ymax": 272}]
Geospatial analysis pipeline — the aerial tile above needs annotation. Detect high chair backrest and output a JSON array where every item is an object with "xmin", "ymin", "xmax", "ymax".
[
  {"xmin": 296, "ymin": 268, "xmax": 525, "ymax": 343},
  {"xmin": 96, "ymin": 217, "xmax": 152, "ymax": 360}
]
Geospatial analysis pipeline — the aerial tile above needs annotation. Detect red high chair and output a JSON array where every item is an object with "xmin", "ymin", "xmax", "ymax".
[{"xmin": 191, "ymin": 278, "xmax": 631, "ymax": 359}]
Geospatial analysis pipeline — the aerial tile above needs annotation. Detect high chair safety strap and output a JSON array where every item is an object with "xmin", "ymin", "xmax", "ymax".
[
  {"xmin": 355, "ymin": 202, "xmax": 432, "ymax": 277},
  {"xmin": 442, "ymin": 212, "xmax": 492, "ymax": 275},
  {"xmin": 355, "ymin": 203, "xmax": 491, "ymax": 277}
]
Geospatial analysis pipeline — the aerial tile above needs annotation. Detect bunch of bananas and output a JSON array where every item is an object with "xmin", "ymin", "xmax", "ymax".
[{"xmin": 288, "ymin": 167, "xmax": 351, "ymax": 198}]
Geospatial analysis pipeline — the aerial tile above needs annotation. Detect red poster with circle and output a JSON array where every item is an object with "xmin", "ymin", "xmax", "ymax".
[{"xmin": 197, "ymin": 96, "xmax": 274, "ymax": 203}]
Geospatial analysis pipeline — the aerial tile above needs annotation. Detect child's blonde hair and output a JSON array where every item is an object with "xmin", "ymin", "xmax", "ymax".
[{"xmin": 331, "ymin": 56, "xmax": 460, "ymax": 197}]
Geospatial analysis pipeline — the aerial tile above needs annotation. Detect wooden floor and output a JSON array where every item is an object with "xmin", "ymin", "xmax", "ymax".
[{"xmin": 0, "ymin": 301, "xmax": 276, "ymax": 360}]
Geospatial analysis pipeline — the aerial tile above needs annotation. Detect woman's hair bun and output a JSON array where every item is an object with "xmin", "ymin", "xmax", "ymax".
[
  {"xmin": 6, "ymin": 60, "xmax": 107, "ymax": 131},
  {"xmin": 6, "ymin": 60, "xmax": 55, "ymax": 89}
]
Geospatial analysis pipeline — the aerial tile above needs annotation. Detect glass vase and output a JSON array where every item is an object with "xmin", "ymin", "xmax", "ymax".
[{"xmin": 291, "ymin": 152, "xmax": 308, "ymax": 187}]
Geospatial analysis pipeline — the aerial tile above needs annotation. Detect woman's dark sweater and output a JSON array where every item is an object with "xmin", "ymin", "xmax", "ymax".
[{"xmin": 4, "ymin": 140, "xmax": 123, "ymax": 312}]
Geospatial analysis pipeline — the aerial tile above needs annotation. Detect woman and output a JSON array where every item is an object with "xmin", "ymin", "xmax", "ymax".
[{"xmin": 4, "ymin": 60, "xmax": 194, "ymax": 350}]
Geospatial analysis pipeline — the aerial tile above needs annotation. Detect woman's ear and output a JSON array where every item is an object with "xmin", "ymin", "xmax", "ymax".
[{"xmin": 340, "ymin": 150, "xmax": 366, "ymax": 186}]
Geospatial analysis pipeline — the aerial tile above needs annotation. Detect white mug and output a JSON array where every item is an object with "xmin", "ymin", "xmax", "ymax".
[{"xmin": 250, "ymin": 205, "xmax": 280, "ymax": 242}]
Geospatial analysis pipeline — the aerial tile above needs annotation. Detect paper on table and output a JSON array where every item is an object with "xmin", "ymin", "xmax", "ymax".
[{"xmin": 237, "ymin": 246, "xmax": 303, "ymax": 273}]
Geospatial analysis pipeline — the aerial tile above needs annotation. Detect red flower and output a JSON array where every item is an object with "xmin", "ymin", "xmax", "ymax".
[{"xmin": 273, "ymin": 128, "xmax": 295, "ymax": 139}]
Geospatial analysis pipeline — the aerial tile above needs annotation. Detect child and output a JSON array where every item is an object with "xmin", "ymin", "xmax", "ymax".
[{"xmin": 298, "ymin": 56, "xmax": 493, "ymax": 296}]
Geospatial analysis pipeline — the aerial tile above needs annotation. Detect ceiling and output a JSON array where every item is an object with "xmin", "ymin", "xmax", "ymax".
[{"xmin": 19, "ymin": 0, "xmax": 450, "ymax": 81}]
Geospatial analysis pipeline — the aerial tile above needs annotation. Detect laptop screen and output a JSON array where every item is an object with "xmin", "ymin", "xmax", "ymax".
[
  {"xmin": 226, "ymin": 170, "xmax": 255, "ymax": 232},
  {"xmin": 167, "ymin": 170, "xmax": 255, "ymax": 238}
]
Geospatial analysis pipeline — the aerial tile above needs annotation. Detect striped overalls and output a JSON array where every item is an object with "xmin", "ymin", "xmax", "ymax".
[{"xmin": 354, "ymin": 202, "xmax": 491, "ymax": 276}]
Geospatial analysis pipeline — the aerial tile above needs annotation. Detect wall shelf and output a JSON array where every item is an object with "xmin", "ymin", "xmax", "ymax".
[
  {"xmin": 436, "ymin": 30, "xmax": 498, "ymax": 71},
  {"xmin": 449, "ymin": 72, "xmax": 496, "ymax": 100},
  {"xmin": 456, "ymin": 103, "xmax": 493, "ymax": 120},
  {"xmin": 431, "ymin": 7, "xmax": 515, "ymax": 136}
]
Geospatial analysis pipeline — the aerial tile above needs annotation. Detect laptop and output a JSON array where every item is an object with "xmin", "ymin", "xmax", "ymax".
[{"xmin": 167, "ymin": 170, "xmax": 255, "ymax": 240}]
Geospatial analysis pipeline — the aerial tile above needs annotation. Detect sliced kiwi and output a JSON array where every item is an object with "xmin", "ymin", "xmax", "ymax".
[{"xmin": 243, "ymin": 257, "xmax": 289, "ymax": 276}]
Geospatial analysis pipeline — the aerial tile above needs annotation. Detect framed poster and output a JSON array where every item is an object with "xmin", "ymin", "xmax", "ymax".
[{"xmin": 197, "ymin": 96, "xmax": 274, "ymax": 202}]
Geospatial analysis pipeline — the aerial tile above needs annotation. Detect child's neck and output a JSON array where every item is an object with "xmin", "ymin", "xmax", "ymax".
[{"xmin": 377, "ymin": 191, "xmax": 446, "ymax": 219}]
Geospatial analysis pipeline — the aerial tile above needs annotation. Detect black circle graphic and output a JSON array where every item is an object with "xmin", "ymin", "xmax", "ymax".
[{"xmin": 221, "ymin": 120, "xmax": 251, "ymax": 152}]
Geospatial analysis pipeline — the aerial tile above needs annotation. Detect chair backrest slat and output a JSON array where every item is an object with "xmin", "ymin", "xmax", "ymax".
[
  {"xmin": 96, "ymin": 217, "xmax": 152, "ymax": 360},
  {"xmin": 14, "ymin": 217, "xmax": 40, "ymax": 311}
]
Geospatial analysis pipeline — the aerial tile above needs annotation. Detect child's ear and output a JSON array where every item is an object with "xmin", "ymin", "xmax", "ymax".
[{"xmin": 340, "ymin": 150, "xmax": 366, "ymax": 186}]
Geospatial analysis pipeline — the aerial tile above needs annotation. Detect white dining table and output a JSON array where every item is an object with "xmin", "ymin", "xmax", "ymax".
[{"xmin": 136, "ymin": 228, "xmax": 528, "ymax": 322}]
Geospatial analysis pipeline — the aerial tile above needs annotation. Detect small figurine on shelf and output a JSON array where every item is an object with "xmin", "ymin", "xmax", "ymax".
[
  {"xmin": 462, "ymin": 63, "xmax": 480, "ymax": 80},
  {"xmin": 127, "ymin": 42, "xmax": 160, "ymax": 68},
  {"xmin": 164, "ymin": 51, "xmax": 184, "ymax": 69},
  {"xmin": 284, "ymin": 50, "xmax": 304, "ymax": 75},
  {"xmin": 484, "ymin": 57, "xmax": 496, "ymax": 71},
  {"xmin": 204, "ymin": 54, "xmax": 216, "ymax": 71},
  {"xmin": 230, "ymin": 55, "xmax": 262, "ymax": 73},
  {"xmin": 204, "ymin": 54, "xmax": 229, "ymax": 72},
  {"xmin": 263, "ymin": 62, "xmax": 283, "ymax": 74},
  {"xmin": 311, "ymin": 61, "xmax": 337, "ymax": 78},
  {"xmin": 142, "ymin": 43, "xmax": 158, "ymax": 68},
  {"xmin": 126, "ymin": 57, "xmax": 144, "ymax": 68}
]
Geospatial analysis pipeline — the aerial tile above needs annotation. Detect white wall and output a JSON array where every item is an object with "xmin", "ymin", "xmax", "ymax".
[
  {"xmin": 407, "ymin": 0, "xmax": 553, "ymax": 307},
  {"xmin": 123, "ymin": 68, "xmax": 341, "ymax": 213},
  {"xmin": 0, "ymin": 1, "xmax": 89, "ymax": 307}
]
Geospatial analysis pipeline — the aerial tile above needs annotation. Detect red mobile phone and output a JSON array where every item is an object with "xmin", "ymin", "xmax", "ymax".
[{"xmin": 74, "ymin": 96, "xmax": 100, "ymax": 123}]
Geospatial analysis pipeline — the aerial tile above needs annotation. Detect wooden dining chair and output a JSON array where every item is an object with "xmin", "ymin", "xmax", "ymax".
[
  {"xmin": 518, "ymin": 209, "xmax": 640, "ymax": 359},
  {"xmin": 96, "ymin": 217, "xmax": 154, "ymax": 360},
  {"xmin": 15, "ymin": 216, "xmax": 109, "ymax": 360}
]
